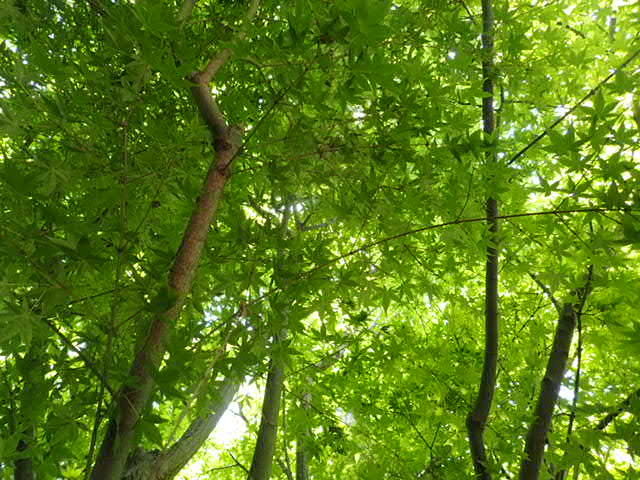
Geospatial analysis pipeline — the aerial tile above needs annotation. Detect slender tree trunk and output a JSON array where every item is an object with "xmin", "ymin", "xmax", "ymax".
[
  {"xmin": 13, "ymin": 339, "xmax": 47, "ymax": 480},
  {"xmin": 248, "ymin": 360, "xmax": 286, "ymax": 480},
  {"xmin": 466, "ymin": 0, "xmax": 498, "ymax": 478},
  {"xmin": 519, "ymin": 304, "xmax": 578, "ymax": 480},
  {"xmin": 295, "ymin": 392, "xmax": 312, "ymax": 480},
  {"xmin": 248, "ymin": 350, "xmax": 286, "ymax": 480},
  {"xmin": 89, "ymin": 47, "xmax": 243, "ymax": 480},
  {"xmin": 295, "ymin": 440, "xmax": 309, "ymax": 480},
  {"xmin": 14, "ymin": 431, "xmax": 35, "ymax": 480},
  {"xmin": 520, "ymin": 269, "xmax": 592, "ymax": 480}
]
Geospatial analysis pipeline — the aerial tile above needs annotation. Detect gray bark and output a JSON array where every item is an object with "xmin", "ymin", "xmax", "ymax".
[
  {"xmin": 247, "ymin": 357, "xmax": 286, "ymax": 480},
  {"xmin": 519, "ymin": 304, "xmax": 577, "ymax": 480}
]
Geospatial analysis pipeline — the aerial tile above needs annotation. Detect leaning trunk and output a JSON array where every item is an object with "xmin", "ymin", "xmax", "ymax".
[{"xmin": 519, "ymin": 304, "xmax": 578, "ymax": 480}]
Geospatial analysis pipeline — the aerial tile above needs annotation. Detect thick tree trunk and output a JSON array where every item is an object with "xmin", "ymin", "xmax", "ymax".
[
  {"xmin": 519, "ymin": 304, "xmax": 577, "ymax": 480},
  {"xmin": 90, "ymin": 133, "xmax": 240, "ymax": 480},
  {"xmin": 466, "ymin": 0, "xmax": 498, "ymax": 477},
  {"xmin": 247, "ymin": 354, "xmax": 286, "ymax": 480}
]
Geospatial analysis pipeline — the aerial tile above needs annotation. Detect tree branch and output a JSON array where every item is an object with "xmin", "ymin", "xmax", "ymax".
[
  {"xmin": 507, "ymin": 42, "xmax": 640, "ymax": 166},
  {"xmin": 151, "ymin": 378, "xmax": 239, "ymax": 479},
  {"xmin": 41, "ymin": 317, "xmax": 116, "ymax": 397},
  {"xmin": 89, "ymin": 1, "xmax": 253, "ymax": 475},
  {"xmin": 529, "ymin": 273, "xmax": 561, "ymax": 314},
  {"xmin": 596, "ymin": 387, "xmax": 640, "ymax": 430}
]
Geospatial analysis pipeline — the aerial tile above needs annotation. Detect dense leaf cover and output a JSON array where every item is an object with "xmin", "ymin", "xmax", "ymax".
[{"xmin": 1, "ymin": 0, "xmax": 640, "ymax": 479}]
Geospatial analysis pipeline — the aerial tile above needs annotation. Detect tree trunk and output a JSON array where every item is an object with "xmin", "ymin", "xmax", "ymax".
[
  {"xmin": 295, "ymin": 441, "xmax": 309, "ymax": 480},
  {"xmin": 90, "ymin": 49, "xmax": 243, "ymax": 480},
  {"xmin": 519, "ymin": 304, "xmax": 577, "ymax": 480},
  {"xmin": 247, "ymin": 354, "xmax": 286, "ymax": 480},
  {"xmin": 14, "ymin": 432, "xmax": 35, "ymax": 480},
  {"xmin": 466, "ymin": 0, "xmax": 498, "ymax": 477}
]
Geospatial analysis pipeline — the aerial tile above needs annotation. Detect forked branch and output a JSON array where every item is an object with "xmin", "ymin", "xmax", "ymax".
[{"xmin": 89, "ymin": 2, "xmax": 256, "ymax": 478}]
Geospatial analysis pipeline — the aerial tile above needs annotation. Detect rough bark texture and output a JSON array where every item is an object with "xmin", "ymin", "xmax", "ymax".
[
  {"xmin": 248, "ymin": 358, "xmax": 286, "ymax": 480},
  {"xmin": 90, "ymin": 46, "xmax": 242, "ymax": 480},
  {"xmin": 519, "ymin": 304, "xmax": 577, "ymax": 480},
  {"xmin": 466, "ymin": 0, "xmax": 498, "ymax": 477}
]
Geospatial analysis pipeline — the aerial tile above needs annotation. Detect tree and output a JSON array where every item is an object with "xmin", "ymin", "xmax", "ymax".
[{"xmin": 1, "ymin": 0, "xmax": 640, "ymax": 479}]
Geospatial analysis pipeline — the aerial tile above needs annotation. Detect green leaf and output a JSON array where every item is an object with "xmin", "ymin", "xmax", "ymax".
[
  {"xmin": 139, "ymin": 421, "xmax": 164, "ymax": 448},
  {"xmin": 147, "ymin": 285, "xmax": 179, "ymax": 313}
]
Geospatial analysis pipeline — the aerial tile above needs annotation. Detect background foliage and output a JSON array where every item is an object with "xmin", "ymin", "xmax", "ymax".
[{"xmin": 1, "ymin": 0, "xmax": 640, "ymax": 478}]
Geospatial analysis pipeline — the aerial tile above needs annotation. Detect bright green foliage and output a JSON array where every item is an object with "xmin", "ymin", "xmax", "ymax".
[{"xmin": 1, "ymin": 0, "xmax": 640, "ymax": 479}]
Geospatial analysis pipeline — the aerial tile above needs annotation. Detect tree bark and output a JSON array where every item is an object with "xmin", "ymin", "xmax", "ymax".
[
  {"xmin": 294, "ymin": 393, "xmax": 312, "ymax": 480},
  {"xmin": 89, "ymin": 43, "xmax": 243, "ymax": 480},
  {"xmin": 295, "ymin": 440, "xmax": 309, "ymax": 480},
  {"xmin": 466, "ymin": 0, "xmax": 498, "ymax": 477},
  {"xmin": 519, "ymin": 304, "xmax": 577, "ymax": 480},
  {"xmin": 247, "ymin": 354, "xmax": 286, "ymax": 480},
  {"xmin": 120, "ymin": 378, "xmax": 239, "ymax": 480},
  {"xmin": 14, "ymin": 432, "xmax": 35, "ymax": 480},
  {"xmin": 597, "ymin": 387, "xmax": 640, "ymax": 430}
]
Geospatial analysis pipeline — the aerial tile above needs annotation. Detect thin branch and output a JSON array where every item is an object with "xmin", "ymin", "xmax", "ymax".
[
  {"xmin": 596, "ymin": 387, "xmax": 640, "ymax": 430},
  {"xmin": 229, "ymin": 452, "xmax": 250, "ymax": 474},
  {"xmin": 41, "ymin": 317, "xmax": 115, "ymax": 397},
  {"xmin": 508, "ymin": 41, "xmax": 640, "ymax": 166},
  {"xmin": 231, "ymin": 207, "xmax": 630, "ymax": 325},
  {"xmin": 307, "ymin": 208, "xmax": 623, "ymax": 275},
  {"xmin": 528, "ymin": 273, "xmax": 561, "ymax": 313},
  {"xmin": 277, "ymin": 458, "xmax": 294, "ymax": 480}
]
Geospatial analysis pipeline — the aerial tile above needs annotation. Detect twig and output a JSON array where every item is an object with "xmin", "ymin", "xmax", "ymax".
[
  {"xmin": 508, "ymin": 41, "xmax": 640, "ymax": 166},
  {"xmin": 596, "ymin": 387, "xmax": 640, "ymax": 430},
  {"xmin": 41, "ymin": 318, "xmax": 115, "ymax": 397},
  {"xmin": 528, "ymin": 273, "xmax": 561, "ymax": 313},
  {"xmin": 228, "ymin": 452, "xmax": 250, "ymax": 474}
]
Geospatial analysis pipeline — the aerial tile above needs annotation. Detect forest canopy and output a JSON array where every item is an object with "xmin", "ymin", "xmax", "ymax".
[{"xmin": 1, "ymin": 0, "xmax": 640, "ymax": 479}]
